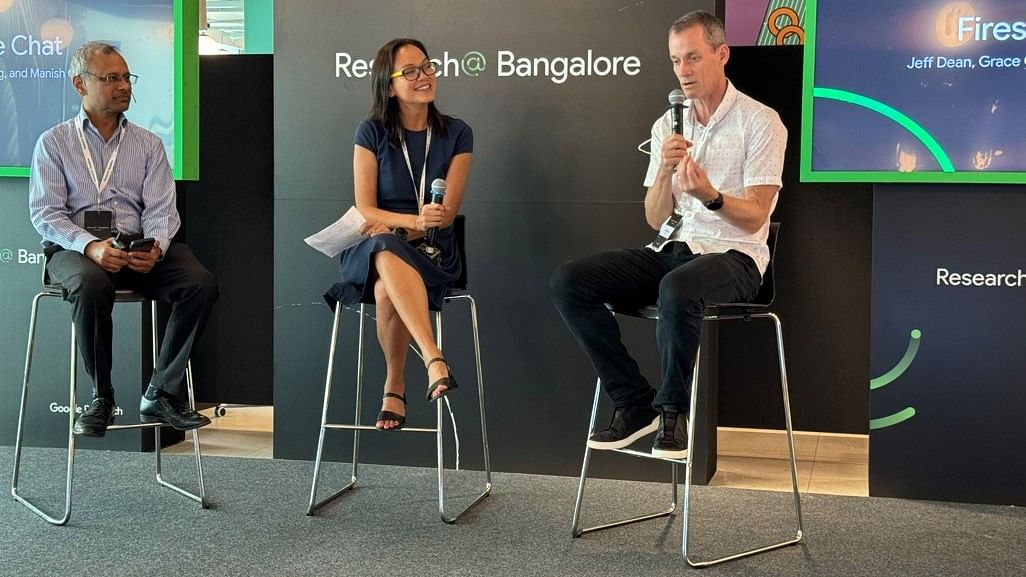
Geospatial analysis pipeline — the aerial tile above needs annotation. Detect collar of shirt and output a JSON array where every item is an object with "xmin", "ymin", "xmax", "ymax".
[{"xmin": 77, "ymin": 108, "xmax": 128, "ymax": 142}]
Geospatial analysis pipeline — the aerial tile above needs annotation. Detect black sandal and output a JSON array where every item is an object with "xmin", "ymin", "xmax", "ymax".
[
  {"xmin": 375, "ymin": 392, "xmax": 407, "ymax": 430},
  {"xmin": 425, "ymin": 357, "xmax": 458, "ymax": 402}
]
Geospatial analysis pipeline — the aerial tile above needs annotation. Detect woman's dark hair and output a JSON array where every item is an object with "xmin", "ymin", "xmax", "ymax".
[{"xmin": 369, "ymin": 38, "xmax": 448, "ymax": 145}]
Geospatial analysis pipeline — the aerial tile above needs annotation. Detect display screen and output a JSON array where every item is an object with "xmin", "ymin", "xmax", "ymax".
[
  {"xmin": 801, "ymin": 0, "xmax": 1026, "ymax": 183},
  {"xmin": 0, "ymin": 0, "xmax": 196, "ymax": 179}
]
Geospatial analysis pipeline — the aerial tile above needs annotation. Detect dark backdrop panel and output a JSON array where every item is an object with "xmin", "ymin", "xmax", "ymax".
[
  {"xmin": 273, "ymin": 1, "xmax": 870, "ymax": 480},
  {"xmin": 871, "ymin": 186, "xmax": 1026, "ymax": 505},
  {"xmin": 273, "ymin": 0, "xmax": 719, "ymax": 475},
  {"xmin": 720, "ymin": 46, "xmax": 872, "ymax": 434},
  {"xmin": 177, "ymin": 55, "xmax": 274, "ymax": 406}
]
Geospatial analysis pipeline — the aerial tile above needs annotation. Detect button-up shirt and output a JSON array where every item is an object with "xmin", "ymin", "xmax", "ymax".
[
  {"xmin": 643, "ymin": 82, "xmax": 787, "ymax": 274},
  {"xmin": 28, "ymin": 109, "xmax": 179, "ymax": 255}
]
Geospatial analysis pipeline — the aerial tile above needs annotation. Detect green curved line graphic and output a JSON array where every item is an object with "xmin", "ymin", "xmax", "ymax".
[
  {"xmin": 870, "ymin": 407, "xmax": 916, "ymax": 430},
  {"xmin": 870, "ymin": 329, "xmax": 922, "ymax": 390},
  {"xmin": 813, "ymin": 87, "xmax": 955, "ymax": 172}
]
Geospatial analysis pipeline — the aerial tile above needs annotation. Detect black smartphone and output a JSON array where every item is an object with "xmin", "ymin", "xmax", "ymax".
[{"xmin": 128, "ymin": 238, "xmax": 156, "ymax": 252}]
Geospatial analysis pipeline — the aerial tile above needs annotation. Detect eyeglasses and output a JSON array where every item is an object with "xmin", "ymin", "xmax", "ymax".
[
  {"xmin": 85, "ymin": 71, "xmax": 139, "ymax": 85},
  {"xmin": 389, "ymin": 61, "xmax": 436, "ymax": 81}
]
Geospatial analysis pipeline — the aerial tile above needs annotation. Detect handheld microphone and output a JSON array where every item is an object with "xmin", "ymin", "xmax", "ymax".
[
  {"xmin": 427, "ymin": 178, "xmax": 446, "ymax": 247},
  {"xmin": 669, "ymin": 89, "xmax": 686, "ymax": 136}
]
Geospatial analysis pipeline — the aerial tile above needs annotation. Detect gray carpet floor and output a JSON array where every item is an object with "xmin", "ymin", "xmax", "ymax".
[{"xmin": 1, "ymin": 446, "xmax": 1024, "ymax": 577}]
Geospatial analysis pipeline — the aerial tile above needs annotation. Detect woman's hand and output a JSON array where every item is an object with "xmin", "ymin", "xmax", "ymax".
[
  {"xmin": 415, "ymin": 203, "xmax": 449, "ymax": 232},
  {"xmin": 360, "ymin": 221, "xmax": 392, "ymax": 236}
]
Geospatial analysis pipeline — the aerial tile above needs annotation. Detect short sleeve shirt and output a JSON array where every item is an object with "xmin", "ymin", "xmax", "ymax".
[{"xmin": 643, "ymin": 82, "xmax": 786, "ymax": 273}]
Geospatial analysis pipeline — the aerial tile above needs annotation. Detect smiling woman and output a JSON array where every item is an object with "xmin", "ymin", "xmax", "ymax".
[{"xmin": 323, "ymin": 37, "xmax": 473, "ymax": 431}]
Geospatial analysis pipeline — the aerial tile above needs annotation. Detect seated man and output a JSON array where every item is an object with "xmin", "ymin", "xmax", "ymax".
[
  {"xmin": 550, "ymin": 11, "xmax": 786, "ymax": 459},
  {"xmin": 28, "ymin": 41, "xmax": 218, "ymax": 437}
]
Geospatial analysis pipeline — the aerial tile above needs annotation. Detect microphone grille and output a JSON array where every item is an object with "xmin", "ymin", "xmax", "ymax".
[
  {"xmin": 668, "ymin": 89, "xmax": 686, "ymax": 106},
  {"xmin": 430, "ymin": 178, "xmax": 447, "ymax": 195}
]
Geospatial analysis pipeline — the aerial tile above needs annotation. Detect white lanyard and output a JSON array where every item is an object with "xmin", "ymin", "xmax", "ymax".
[
  {"xmin": 688, "ymin": 106, "xmax": 713, "ymax": 165},
  {"xmin": 400, "ymin": 127, "xmax": 432, "ymax": 211},
  {"xmin": 75, "ymin": 116, "xmax": 124, "ymax": 206}
]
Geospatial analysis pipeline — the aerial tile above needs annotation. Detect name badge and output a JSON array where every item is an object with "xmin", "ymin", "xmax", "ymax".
[
  {"xmin": 646, "ymin": 212, "xmax": 682, "ymax": 252},
  {"xmin": 84, "ymin": 210, "xmax": 114, "ymax": 239}
]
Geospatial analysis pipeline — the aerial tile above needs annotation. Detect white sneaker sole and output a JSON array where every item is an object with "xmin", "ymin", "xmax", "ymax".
[
  {"xmin": 651, "ymin": 447, "xmax": 688, "ymax": 460},
  {"xmin": 587, "ymin": 416, "xmax": 659, "ymax": 450}
]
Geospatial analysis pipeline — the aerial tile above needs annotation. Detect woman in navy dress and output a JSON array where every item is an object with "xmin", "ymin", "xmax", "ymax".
[{"xmin": 327, "ymin": 38, "xmax": 473, "ymax": 430}]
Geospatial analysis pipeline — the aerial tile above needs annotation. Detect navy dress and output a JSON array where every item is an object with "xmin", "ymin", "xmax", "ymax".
[{"xmin": 325, "ymin": 117, "xmax": 473, "ymax": 311}]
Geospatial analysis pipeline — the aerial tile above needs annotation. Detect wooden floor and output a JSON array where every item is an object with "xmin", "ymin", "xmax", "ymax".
[{"xmin": 166, "ymin": 406, "xmax": 868, "ymax": 497}]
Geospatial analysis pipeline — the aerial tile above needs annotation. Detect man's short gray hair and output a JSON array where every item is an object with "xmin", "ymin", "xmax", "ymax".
[
  {"xmin": 68, "ymin": 41, "xmax": 120, "ymax": 78},
  {"xmin": 670, "ymin": 10, "xmax": 727, "ymax": 49}
]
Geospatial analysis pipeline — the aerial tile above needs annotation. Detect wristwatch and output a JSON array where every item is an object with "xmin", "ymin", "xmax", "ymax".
[
  {"xmin": 393, "ymin": 227, "xmax": 408, "ymax": 240},
  {"xmin": 703, "ymin": 191, "xmax": 724, "ymax": 211}
]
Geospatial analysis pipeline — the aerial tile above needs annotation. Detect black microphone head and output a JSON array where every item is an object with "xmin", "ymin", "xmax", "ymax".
[
  {"xmin": 668, "ymin": 89, "xmax": 686, "ymax": 106},
  {"xmin": 430, "ymin": 178, "xmax": 447, "ymax": 197}
]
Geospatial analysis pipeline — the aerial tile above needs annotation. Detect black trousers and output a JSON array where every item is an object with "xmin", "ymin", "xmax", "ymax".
[
  {"xmin": 46, "ymin": 243, "xmax": 219, "ymax": 400},
  {"xmin": 550, "ymin": 242, "xmax": 761, "ymax": 409}
]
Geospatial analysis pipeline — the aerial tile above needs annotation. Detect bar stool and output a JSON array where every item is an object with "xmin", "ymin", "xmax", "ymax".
[
  {"xmin": 308, "ymin": 215, "xmax": 492, "ymax": 522},
  {"xmin": 11, "ymin": 263, "xmax": 207, "ymax": 525},
  {"xmin": 570, "ymin": 223, "xmax": 804, "ymax": 566}
]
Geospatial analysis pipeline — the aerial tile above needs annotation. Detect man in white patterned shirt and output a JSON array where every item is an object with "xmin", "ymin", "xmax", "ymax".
[
  {"xmin": 551, "ymin": 11, "xmax": 786, "ymax": 459},
  {"xmin": 29, "ymin": 42, "xmax": 217, "ymax": 437}
]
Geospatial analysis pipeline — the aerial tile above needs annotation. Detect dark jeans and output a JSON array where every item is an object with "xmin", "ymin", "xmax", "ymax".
[
  {"xmin": 550, "ymin": 242, "xmax": 761, "ymax": 409},
  {"xmin": 46, "ymin": 243, "xmax": 219, "ymax": 400}
]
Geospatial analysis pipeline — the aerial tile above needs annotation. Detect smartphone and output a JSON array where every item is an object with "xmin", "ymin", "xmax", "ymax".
[{"xmin": 128, "ymin": 238, "xmax": 156, "ymax": 252}]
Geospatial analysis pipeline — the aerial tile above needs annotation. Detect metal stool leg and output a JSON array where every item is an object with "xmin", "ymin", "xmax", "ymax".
[
  {"xmin": 152, "ymin": 360, "xmax": 207, "ymax": 506},
  {"xmin": 681, "ymin": 314, "xmax": 804, "ymax": 567},
  {"xmin": 435, "ymin": 298, "xmax": 492, "ymax": 523},
  {"xmin": 308, "ymin": 298, "xmax": 491, "ymax": 522},
  {"xmin": 571, "ymin": 377, "xmax": 679, "ymax": 537},
  {"xmin": 11, "ymin": 293, "xmax": 76, "ymax": 525},
  {"xmin": 307, "ymin": 303, "xmax": 360, "ymax": 514},
  {"xmin": 148, "ymin": 302, "xmax": 207, "ymax": 507}
]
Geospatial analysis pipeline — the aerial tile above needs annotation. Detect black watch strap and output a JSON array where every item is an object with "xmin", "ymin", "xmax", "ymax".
[
  {"xmin": 703, "ymin": 191, "xmax": 724, "ymax": 211},
  {"xmin": 393, "ymin": 227, "xmax": 408, "ymax": 240}
]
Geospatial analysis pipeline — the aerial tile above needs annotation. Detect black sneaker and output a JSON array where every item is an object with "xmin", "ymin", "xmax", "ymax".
[
  {"xmin": 588, "ymin": 405, "xmax": 659, "ymax": 450},
  {"xmin": 651, "ymin": 409, "xmax": 689, "ymax": 459},
  {"xmin": 73, "ymin": 397, "xmax": 116, "ymax": 438},
  {"xmin": 139, "ymin": 394, "xmax": 211, "ymax": 431}
]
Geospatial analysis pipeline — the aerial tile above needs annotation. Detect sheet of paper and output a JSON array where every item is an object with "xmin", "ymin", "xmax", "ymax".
[{"xmin": 304, "ymin": 206, "xmax": 367, "ymax": 257}]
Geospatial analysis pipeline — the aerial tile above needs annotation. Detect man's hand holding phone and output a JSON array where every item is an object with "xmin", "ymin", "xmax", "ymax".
[
  {"xmin": 86, "ymin": 238, "xmax": 129, "ymax": 273},
  {"xmin": 126, "ymin": 238, "xmax": 160, "ymax": 273}
]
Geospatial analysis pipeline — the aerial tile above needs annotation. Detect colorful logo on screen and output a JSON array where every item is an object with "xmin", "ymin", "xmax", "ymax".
[{"xmin": 936, "ymin": 1, "xmax": 1026, "ymax": 47}]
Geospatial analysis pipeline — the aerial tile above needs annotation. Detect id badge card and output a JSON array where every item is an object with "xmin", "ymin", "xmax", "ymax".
[
  {"xmin": 84, "ymin": 210, "xmax": 114, "ymax": 238},
  {"xmin": 645, "ymin": 212, "xmax": 683, "ymax": 252}
]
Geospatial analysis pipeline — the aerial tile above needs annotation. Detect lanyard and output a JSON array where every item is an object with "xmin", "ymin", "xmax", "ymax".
[
  {"xmin": 400, "ymin": 127, "xmax": 432, "ymax": 211},
  {"xmin": 688, "ymin": 106, "xmax": 712, "ymax": 165},
  {"xmin": 75, "ymin": 116, "xmax": 124, "ymax": 206}
]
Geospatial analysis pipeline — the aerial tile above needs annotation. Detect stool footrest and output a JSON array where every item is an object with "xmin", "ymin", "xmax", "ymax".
[
  {"xmin": 323, "ymin": 423, "xmax": 438, "ymax": 433},
  {"xmin": 612, "ymin": 448, "xmax": 687, "ymax": 463},
  {"xmin": 105, "ymin": 422, "xmax": 165, "ymax": 431}
]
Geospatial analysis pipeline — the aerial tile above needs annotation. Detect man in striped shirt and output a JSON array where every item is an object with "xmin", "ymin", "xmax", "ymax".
[{"xmin": 28, "ymin": 41, "xmax": 217, "ymax": 437}]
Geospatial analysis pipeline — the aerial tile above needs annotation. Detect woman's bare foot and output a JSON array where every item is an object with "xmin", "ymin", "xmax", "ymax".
[
  {"xmin": 375, "ymin": 387, "xmax": 406, "ymax": 430},
  {"xmin": 426, "ymin": 357, "xmax": 452, "ymax": 401}
]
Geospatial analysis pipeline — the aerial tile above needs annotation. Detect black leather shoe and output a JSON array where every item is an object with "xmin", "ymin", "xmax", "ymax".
[
  {"xmin": 651, "ymin": 409, "xmax": 689, "ymax": 459},
  {"xmin": 139, "ymin": 394, "xmax": 211, "ymax": 431},
  {"xmin": 73, "ymin": 397, "xmax": 116, "ymax": 438},
  {"xmin": 588, "ymin": 405, "xmax": 659, "ymax": 450}
]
